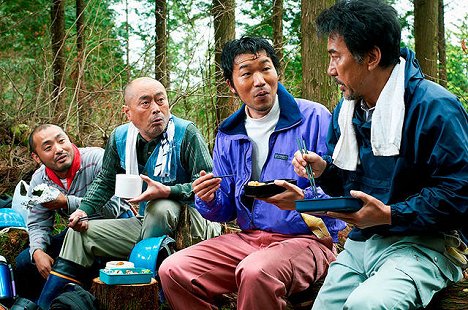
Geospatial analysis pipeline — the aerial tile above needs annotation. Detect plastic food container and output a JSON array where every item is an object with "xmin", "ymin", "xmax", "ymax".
[
  {"xmin": 244, "ymin": 179, "xmax": 297, "ymax": 198},
  {"xmin": 99, "ymin": 268, "xmax": 152, "ymax": 285},
  {"xmin": 296, "ymin": 197, "xmax": 363, "ymax": 214},
  {"xmin": 105, "ymin": 261, "xmax": 135, "ymax": 269}
]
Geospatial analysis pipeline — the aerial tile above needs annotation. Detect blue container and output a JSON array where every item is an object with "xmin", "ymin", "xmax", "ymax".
[
  {"xmin": 296, "ymin": 197, "xmax": 363, "ymax": 214},
  {"xmin": 99, "ymin": 268, "xmax": 153, "ymax": 285},
  {"xmin": 0, "ymin": 261, "xmax": 13, "ymax": 299}
]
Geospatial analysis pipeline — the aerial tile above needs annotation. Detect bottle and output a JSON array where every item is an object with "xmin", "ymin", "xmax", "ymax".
[{"xmin": 0, "ymin": 256, "xmax": 13, "ymax": 300}]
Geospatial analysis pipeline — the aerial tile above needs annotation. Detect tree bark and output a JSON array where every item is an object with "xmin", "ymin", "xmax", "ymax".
[
  {"xmin": 76, "ymin": 0, "xmax": 89, "ymax": 138},
  {"xmin": 301, "ymin": 0, "xmax": 337, "ymax": 111},
  {"xmin": 272, "ymin": 0, "xmax": 284, "ymax": 80},
  {"xmin": 90, "ymin": 277, "xmax": 159, "ymax": 310},
  {"xmin": 212, "ymin": 0, "xmax": 236, "ymax": 126},
  {"xmin": 51, "ymin": 0, "xmax": 66, "ymax": 123},
  {"xmin": 125, "ymin": 0, "xmax": 130, "ymax": 81},
  {"xmin": 155, "ymin": 0, "xmax": 168, "ymax": 87},
  {"xmin": 437, "ymin": 0, "xmax": 447, "ymax": 87},
  {"xmin": 414, "ymin": 0, "xmax": 438, "ymax": 81}
]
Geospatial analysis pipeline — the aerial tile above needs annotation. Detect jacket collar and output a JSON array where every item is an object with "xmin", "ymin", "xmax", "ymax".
[
  {"xmin": 400, "ymin": 47, "xmax": 425, "ymax": 101},
  {"xmin": 218, "ymin": 83, "xmax": 302, "ymax": 135}
]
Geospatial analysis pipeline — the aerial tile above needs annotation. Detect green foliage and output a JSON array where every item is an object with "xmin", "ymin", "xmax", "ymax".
[
  {"xmin": 0, "ymin": 0, "xmax": 467, "ymax": 196},
  {"xmin": 124, "ymin": 0, "xmax": 218, "ymax": 144},
  {"xmin": 237, "ymin": 0, "xmax": 302, "ymax": 97},
  {"xmin": 0, "ymin": 0, "xmax": 126, "ymax": 131},
  {"xmin": 0, "ymin": 0, "xmax": 127, "ymax": 193},
  {"xmin": 446, "ymin": 18, "xmax": 468, "ymax": 109}
]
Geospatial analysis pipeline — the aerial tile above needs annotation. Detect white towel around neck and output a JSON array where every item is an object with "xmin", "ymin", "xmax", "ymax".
[
  {"xmin": 125, "ymin": 122, "xmax": 140, "ymax": 175},
  {"xmin": 332, "ymin": 57, "xmax": 406, "ymax": 171},
  {"xmin": 124, "ymin": 116, "xmax": 175, "ymax": 177},
  {"xmin": 153, "ymin": 117, "xmax": 175, "ymax": 178}
]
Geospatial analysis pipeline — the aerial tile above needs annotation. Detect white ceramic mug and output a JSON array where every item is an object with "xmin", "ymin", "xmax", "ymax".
[{"xmin": 115, "ymin": 174, "xmax": 142, "ymax": 198}]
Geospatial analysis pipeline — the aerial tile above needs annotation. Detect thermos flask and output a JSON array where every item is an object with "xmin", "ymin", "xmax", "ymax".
[{"xmin": 0, "ymin": 256, "xmax": 13, "ymax": 300}]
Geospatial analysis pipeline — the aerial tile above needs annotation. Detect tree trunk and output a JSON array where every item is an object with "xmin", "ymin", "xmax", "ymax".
[
  {"xmin": 90, "ymin": 277, "xmax": 159, "ymax": 310},
  {"xmin": 414, "ymin": 0, "xmax": 438, "ymax": 81},
  {"xmin": 125, "ymin": 0, "xmax": 130, "ymax": 81},
  {"xmin": 272, "ymin": 0, "xmax": 284, "ymax": 80},
  {"xmin": 76, "ymin": 0, "xmax": 89, "ymax": 139},
  {"xmin": 212, "ymin": 0, "xmax": 236, "ymax": 127},
  {"xmin": 301, "ymin": 0, "xmax": 337, "ymax": 111},
  {"xmin": 51, "ymin": 0, "xmax": 66, "ymax": 123},
  {"xmin": 437, "ymin": 0, "xmax": 447, "ymax": 87},
  {"xmin": 155, "ymin": 0, "xmax": 168, "ymax": 87}
]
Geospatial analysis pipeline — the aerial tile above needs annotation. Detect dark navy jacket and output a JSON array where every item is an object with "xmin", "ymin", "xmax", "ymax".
[{"xmin": 322, "ymin": 48, "xmax": 468, "ymax": 242}]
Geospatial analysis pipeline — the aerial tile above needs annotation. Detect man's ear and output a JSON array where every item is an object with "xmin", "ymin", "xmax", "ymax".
[
  {"xmin": 226, "ymin": 79, "xmax": 237, "ymax": 95},
  {"xmin": 122, "ymin": 105, "xmax": 131, "ymax": 121},
  {"xmin": 31, "ymin": 152, "xmax": 42, "ymax": 165},
  {"xmin": 367, "ymin": 46, "xmax": 382, "ymax": 71}
]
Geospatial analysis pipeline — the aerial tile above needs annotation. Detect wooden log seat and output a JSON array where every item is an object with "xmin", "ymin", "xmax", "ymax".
[{"xmin": 90, "ymin": 277, "xmax": 159, "ymax": 310}]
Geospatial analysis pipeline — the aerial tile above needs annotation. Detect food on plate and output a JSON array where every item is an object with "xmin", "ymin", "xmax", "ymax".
[{"xmin": 247, "ymin": 181, "xmax": 267, "ymax": 186}]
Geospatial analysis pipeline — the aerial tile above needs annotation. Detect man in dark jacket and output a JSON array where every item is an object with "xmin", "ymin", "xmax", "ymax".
[{"xmin": 289, "ymin": 1, "xmax": 467, "ymax": 309}]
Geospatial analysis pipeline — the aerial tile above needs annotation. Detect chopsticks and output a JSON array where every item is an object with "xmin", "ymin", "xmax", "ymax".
[
  {"xmin": 296, "ymin": 138, "xmax": 318, "ymax": 198},
  {"xmin": 212, "ymin": 174, "xmax": 235, "ymax": 179},
  {"xmin": 77, "ymin": 214, "xmax": 102, "ymax": 223}
]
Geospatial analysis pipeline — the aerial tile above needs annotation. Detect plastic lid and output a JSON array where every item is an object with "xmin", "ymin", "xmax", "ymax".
[{"xmin": 105, "ymin": 261, "xmax": 134, "ymax": 269}]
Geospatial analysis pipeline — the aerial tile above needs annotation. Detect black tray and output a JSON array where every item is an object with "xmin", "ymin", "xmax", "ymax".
[
  {"xmin": 244, "ymin": 179, "xmax": 297, "ymax": 198},
  {"xmin": 296, "ymin": 197, "xmax": 363, "ymax": 214}
]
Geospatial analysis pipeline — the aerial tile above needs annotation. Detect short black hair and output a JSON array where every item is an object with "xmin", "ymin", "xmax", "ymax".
[
  {"xmin": 29, "ymin": 124, "xmax": 57, "ymax": 153},
  {"xmin": 316, "ymin": 0, "xmax": 401, "ymax": 68},
  {"xmin": 221, "ymin": 36, "xmax": 280, "ymax": 85}
]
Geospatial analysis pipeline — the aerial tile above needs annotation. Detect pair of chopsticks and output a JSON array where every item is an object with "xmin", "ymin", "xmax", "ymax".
[
  {"xmin": 77, "ymin": 214, "xmax": 102, "ymax": 223},
  {"xmin": 296, "ymin": 138, "xmax": 318, "ymax": 198},
  {"xmin": 212, "ymin": 174, "xmax": 235, "ymax": 179}
]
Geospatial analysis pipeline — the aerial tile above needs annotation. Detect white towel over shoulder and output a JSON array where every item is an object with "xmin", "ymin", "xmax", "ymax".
[
  {"xmin": 125, "ymin": 123, "xmax": 140, "ymax": 175},
  {"xmin": 332, "ymin": 58, "xmax": 406, "ymax": 171},
  {"xmin": 124, "ymin": 116, "xmax": 175, "ymax": 178}
]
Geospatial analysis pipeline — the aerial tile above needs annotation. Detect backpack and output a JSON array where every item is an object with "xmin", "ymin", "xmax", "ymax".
[{"xmin": 49, "ymin": 283, "xmax": 98, "ymax": 310}]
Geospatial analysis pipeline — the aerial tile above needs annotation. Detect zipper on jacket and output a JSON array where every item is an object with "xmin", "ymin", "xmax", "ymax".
[{"xmin": 241, "ymin": 140, "xmax": 255, "ymax": 229}]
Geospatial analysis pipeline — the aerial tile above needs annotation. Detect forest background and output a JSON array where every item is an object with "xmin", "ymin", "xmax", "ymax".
[{"xmin": 0, "ymin": 0, "xmax": 467, "ymax": 196}]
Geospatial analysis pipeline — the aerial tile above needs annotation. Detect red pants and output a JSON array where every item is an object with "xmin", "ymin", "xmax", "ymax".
[{"xmin": 159, "ymin": 230, "xmax": 335, "ymax": 310}]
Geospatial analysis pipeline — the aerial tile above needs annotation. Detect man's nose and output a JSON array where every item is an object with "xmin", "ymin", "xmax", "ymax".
[
  {"xmin": 151, "ymin": 100, "xmax": 161, "ymax": 113},
  {"xmin": 327, "ymin": 61, "xmax": 337, "ymax": 76},
  {"xmin": 253, "ymin": 72, "xmax": 266, "ymax": 87}
]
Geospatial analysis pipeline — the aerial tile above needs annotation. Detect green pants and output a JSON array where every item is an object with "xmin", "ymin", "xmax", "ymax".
[
  {"xmin": 60, "ymin": 199, "xmax": 221, "ymax": 267},
  {"xmin": 312, "ymin": 234, "xmax": 462, "ymax": 310}
]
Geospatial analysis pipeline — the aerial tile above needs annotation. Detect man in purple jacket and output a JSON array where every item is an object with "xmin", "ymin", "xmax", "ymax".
[{"xmin": 158, "ymin": 37, "xmax": 345, "ymax": 309}]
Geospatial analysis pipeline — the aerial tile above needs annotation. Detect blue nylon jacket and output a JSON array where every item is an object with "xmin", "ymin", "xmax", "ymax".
[
  {"xmin": 195, "ymin": 84, "xmax": 346, "ymax": 241},
  {"xmin": 322, "ymin": 48, "xmax": 468, "ymax": 242}
]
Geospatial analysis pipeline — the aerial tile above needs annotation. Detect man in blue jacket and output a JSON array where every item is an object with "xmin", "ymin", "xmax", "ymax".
[
  {"xmin": 289, "ymin": 1, "xmax": 467, "ymax": 309},
  {"xmin": 159, "ymin": 37, "xmax": 345, "ymax": 309}
]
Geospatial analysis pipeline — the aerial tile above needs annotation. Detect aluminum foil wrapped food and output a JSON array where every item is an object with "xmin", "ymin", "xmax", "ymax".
[{"xmin": 22, "ymin": 184, "xmax": 60, "ymax": 209}]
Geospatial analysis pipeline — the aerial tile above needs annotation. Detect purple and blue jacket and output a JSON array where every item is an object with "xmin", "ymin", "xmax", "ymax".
[{"xmin": 195, "ymin": 84, "xmax": 346, "ymax": 241}]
